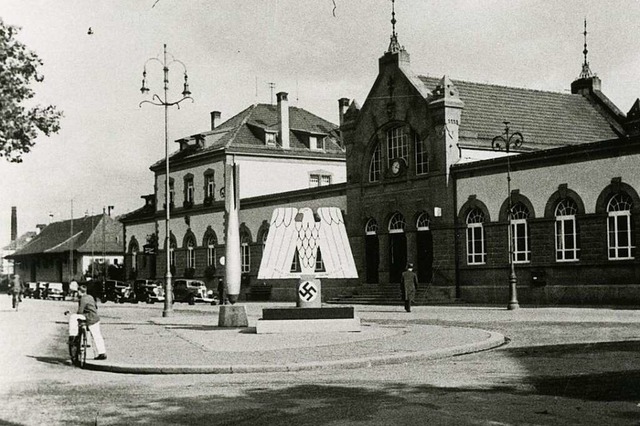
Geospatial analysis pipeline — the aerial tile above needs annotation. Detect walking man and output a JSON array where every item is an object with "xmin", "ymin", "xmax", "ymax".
[
  {"xmin": 10, "ymin": 274, "xmax": 23, "ymax": 311},
  {"xmin": 401, "ymin": 263, "xmax": 418, "ymax": 312}
]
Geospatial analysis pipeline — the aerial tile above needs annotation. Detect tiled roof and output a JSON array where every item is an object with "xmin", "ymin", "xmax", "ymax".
[
  {"xmin": 151, "ymin": 104, "xmax": 343, "ymax": 169},
  {"xmin": 2, "ymin": 232, "xmax": 37, "ymax": 251},
  {"xmin": 419, "ymin": 76, "xmax": 620, "ymax": 149},
  {"xmin": 9, "ymin": 215, "xmax": 122, "ymax": 257}
]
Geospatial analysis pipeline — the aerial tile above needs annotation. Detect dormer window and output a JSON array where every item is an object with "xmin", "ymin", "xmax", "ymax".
[
  {"xmin": 265, "ymin": 131, "xmax": 277, "ymax": 146},
  {"xmin": 309, "ymin": 135, "xmax": 325, "ymax": 151}
]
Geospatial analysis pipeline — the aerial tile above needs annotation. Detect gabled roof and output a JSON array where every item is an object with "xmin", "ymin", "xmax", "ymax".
[
  {"xmin": 2, "ymin": 231, "xmax": 37, "ymax": 251},
  {"xmin": 8, "ymin": 215, "xmax": 122, "ymax": 258},
  {"xmin": 419, "ymin": 76, "xmax": 620, "ymax": 150},
  {"xmin": 151, "ymin": 104, "xmax": 344, "ymax": 170}
]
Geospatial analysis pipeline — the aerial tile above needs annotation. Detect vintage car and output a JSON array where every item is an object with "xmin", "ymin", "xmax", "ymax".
[
  {"xmin": 45, "ymin": 282, "xmax": 65, "ymax": 300},
  {"xmin": 104, "ymin": 280, "xmax": 134, "ymax": 303},
  {"xmin": 133, "ymin": 279, "xmax": 165, "ymax": 304},
  {"xmin": 25, "ymin": 282, "xmax": 38, "ymax": 298},
  {"xmin": 173, "ymin": 279, "xmax": 216, "ymax": 305}
]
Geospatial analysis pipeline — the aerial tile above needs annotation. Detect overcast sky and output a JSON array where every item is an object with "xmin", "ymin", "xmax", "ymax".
[{"xmin": 1, "ymin": 0, "xmax": 639, "ymax": 245}]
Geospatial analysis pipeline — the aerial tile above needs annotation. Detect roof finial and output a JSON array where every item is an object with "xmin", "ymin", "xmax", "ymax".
[
  {"xmin": 579, "ymin": 18, "xmax": 593, "ymax": 79},
  {"xmin": 387, "ymin": 0, "xmax": 403, "ymax": 53}
]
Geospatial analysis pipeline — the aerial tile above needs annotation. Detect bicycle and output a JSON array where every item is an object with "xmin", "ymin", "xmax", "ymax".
[{"xmin": 64, "ymin": 312, "xmax": 94, "ymax": 367}]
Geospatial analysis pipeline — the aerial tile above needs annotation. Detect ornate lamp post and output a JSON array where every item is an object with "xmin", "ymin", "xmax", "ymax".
[
  {"xmin": 491, "ymin": 121, "xmax": 523, "ymax": 310},
  {"xmin": 139, "ymin": 44, "xmax": 193, "ymax": 317}
]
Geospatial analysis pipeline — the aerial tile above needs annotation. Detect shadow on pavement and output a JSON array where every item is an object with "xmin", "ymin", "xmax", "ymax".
[{"xmin": 27, "ymin": 355, "xmax": 68, "ymax": 367}]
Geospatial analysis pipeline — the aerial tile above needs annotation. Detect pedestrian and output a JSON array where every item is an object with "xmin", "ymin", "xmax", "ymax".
[
  {"xmin": 67, "ymin": 284, "xmax": 107, "ymax": 360},
  {"xmin": 217, "ymin": 277, "xmax": 225, "ymax": 305},
  {"xmin": 10, "ymin": 274, "xmax": 23, "ymax": 310},
  {"xmin": 401, "ymin": 263, "xmax": 418, "ymax": 312}
]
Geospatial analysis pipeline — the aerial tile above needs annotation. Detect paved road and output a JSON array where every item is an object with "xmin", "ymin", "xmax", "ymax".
[{"xmin": 1, "ymin": 298, "xmax": 640, "ymax": 425}]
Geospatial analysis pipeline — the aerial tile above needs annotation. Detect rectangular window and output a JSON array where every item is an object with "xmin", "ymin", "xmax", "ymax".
[
  {"xmin": 187, "ymin": 248, "xmax": 195, "ymax": 268},
  {"xmin": 321, "ymin": 175, "xmax": 331, "ymax": 186},
  {"xmin": 511, "ymin": 220, "xmax": 530, "ymax": 263},
  {"xmin": 556, "ymin": 216, "xmax": 579, "ymax": 261},
  {"xmin": 207, "ymin": 246, "xmax": 215, "ymax": 266},
  {"xmin": 169, "ymin": 182, "xmax": 175, "ymax": 206},
  {"xmin": 608, "ymin": 212, "xmax": 634, "ymax": 259},
  {"xmin": 309, "ymin": 174, "xmax": 320, "ymax": 187},
  {"xmin": 466, "ymin": 224, "xmax": 486, "ymax": 265},
  {"xmin": 241, "ymin": 244, "xmax": 250, "ymax": 273},
  {"xmin": 265, "ymin": 132, "xmax": 276, "ymax": 146}
]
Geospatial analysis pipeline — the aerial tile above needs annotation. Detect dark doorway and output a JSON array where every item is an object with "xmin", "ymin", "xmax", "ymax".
[
  {"xmin": 389, "ymin": 232, "xmax": 407, "ymax": 283},
  {"xmin": 416, "ymin": 230, "xmax": 434, "ymax": 283},
  {"xmin": 365, "ymin": 235, "xmax": 379, "ymax": 283}
]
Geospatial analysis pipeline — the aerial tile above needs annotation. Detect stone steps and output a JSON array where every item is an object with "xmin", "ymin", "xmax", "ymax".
[{"xmin": 326, "ymin": 283, "xmax": 465, "ymax": 306}]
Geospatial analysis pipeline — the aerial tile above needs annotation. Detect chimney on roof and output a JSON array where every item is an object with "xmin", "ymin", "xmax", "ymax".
[
  {"xmin": 338, "ymin": 98, "xmax": 350, "ymax": 144},
  {"xmin": 10, "ymin": 206, "xmax": 17, "ymax": 242},
  {"xmin": 210, "ymin": 111, "xmax": 221, "ymax": 130},
  {"xmin": 36, "ymin": 224, "xmax": 46, "ymax": 234},
  {"xmin": 277, "ymin": 92, "xmax": 290, "ymax": 149}
]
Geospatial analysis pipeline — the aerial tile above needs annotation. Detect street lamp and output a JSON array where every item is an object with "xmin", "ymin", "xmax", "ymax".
[
  {"xmin": 491, "ymin": 121, "xmax": 523, "ymax": 310},
  {"xmin": 139, "ymin": 44, "xmax": 193, "ymax": 317}
]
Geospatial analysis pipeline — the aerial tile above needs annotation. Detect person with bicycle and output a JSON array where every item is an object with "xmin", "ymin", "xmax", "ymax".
[
  {"xmin": 10, "ymin": 274, "xmax": 23, "ymax": 311},
  {"xmin": 67, "ymin": 284, "xmax": 107, "ymax": 360}
]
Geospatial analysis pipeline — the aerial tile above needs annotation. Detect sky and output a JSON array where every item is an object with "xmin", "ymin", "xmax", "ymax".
[{"xmin": 1, "ymin": 0, "xmax": 639, "ymax": 246}]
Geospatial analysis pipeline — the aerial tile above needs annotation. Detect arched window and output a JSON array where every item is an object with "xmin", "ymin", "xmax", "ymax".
[
  {"xmin": 555, "ymin": 198, "xmax": 579, "ymax": 261},
  {"xmin": 510, "ymin": 202, "xmax": 530, "ymax": 263},
  {"xmin": 607, "ymin": 193, "xmax": 634, "ymax": 260},
  {"xmin": 388, "ymin": 213, "xmax": 406, "ymax": 234},
  {"xmin": 261, "ymin": 230, "xmax": 268, "ymax": 254},
  {"xmin": 128, "ymin": 238, "xmax": 140, "ymax": 272},
  {"xmin": 206, "ymin": 236, "xmax": 216, "ymax": 266},
  {"xmin": 466, "ymin": 208, "xmax": 486, "ymax": 265},
  {"xmin": 369, "ymin": 144, "xmax": 381, "ymax": 182},
  {"xmin": 186, "ymin": 237, "xmax": 196, "ymax": 268},
  {"xmin": 365, "ymin": 218, "xmax": 378, "ymax": 235},
  {"xmin": 169, "ymin": 240, "xmax": 177, "ymax": 268},
  {"xmin": 416, "ymin": 212, "xmax": 430, "ymax": 231},
  {"xmin": 241, "ymin": 232, "xmax": 251, "ymax": 273},
  {"xmin": 387, "ymin": 126, "xmax": 408, "ymax": 167},
  {"xmin": 415, "ymin": 137, "xmax": 429, "ymax": 175}
]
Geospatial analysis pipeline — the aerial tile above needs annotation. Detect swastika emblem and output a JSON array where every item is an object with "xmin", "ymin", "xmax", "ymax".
[{"xmin": 298, "ymin": 281, "xmax": 318, "ymax": 302}]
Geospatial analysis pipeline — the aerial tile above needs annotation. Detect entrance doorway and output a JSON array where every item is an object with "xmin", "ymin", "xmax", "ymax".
[
  {"xmin": 416, "ymin": 230, "xmax": 433, "ymax": 283},
  {"xmin": 389, "ymin": 232, "xmax": 407, "ymax": 283},
  {"xmin": 365, "ymin": 235, "xmax": 379, "ymax": 283}
]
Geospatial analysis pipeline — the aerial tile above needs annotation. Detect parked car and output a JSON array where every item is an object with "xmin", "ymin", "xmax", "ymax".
[
  {"xmin": 35, "ymin": 282, "xmax": 48, "ymax": 299},
  {"xmin": 45, "ymin": 282, "xmax": 64, "ymax": 300},
  {"xmin": 133, "ymin": 279, "xmax": 165, "ymax": 304},
  {"xmin": 25, "ymin": 282, "xmax": 38, "ymax": 298},
  {"xmin": 173, "ymin": 279, "xmax": 216, "ymax": 305},
  {"xmin": 104, "ymin": 280, "xmax": 133, "ymax": 303}
]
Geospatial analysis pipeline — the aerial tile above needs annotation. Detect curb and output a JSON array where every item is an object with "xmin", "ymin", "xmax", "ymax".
[{"xmin": 82, "ymin": 330, "xmax": 506, "ymax": 375}]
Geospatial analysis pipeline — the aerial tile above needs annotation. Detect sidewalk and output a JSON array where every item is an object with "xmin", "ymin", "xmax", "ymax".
[{"xmin": 83, "ymin": 303, "xmax": 506, "ymax": 374}]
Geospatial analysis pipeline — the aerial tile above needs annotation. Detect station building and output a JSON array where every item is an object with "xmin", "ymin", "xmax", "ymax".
[{"xmin": 342, "ymin": 26, "xmax": 640, "ymax": 305}]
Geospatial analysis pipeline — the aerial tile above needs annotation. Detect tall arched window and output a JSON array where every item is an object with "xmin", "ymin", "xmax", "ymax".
[
  {"xmin": 607, "ymin": 193, "xmax": 634, "ymax": 260},
  {"xmin": 388, "ymin": 212, "xmax": 406, "ymax": 233},
  {"xmin": 169, "ymin": 241, "xmax": 177, "ymax": 268},
  {"xmin": 555, "ymin": 198, "xmax": 579, "ymax": 261},
  {"xmin": 466, "ymin": 208, "xmax": 486, "ymax": 265},
  {"xmin": 415, "ymin": 137, "xmax": 429, "ymax": 175},
  {"xmin": 186, "ymin": 237, "xmax": 196, "ymax": 268},
  {"xmin": 241, "ymin": 232, "xmax": 251, "ymax": 273},
  {"xmin": 206, "ymin": 236, "xmax": 216, "ymax": 266},
  {"xmin": 369, "ymin": 144, "xmax": 381, "ymax": 182},
  {"xmin": 510, "ymin": 202, "xmax": 530, "ymax": 263},
  {"xmin": 387, "ymin": 127, "xmax": 408, "ymax": 167},
  {"xmin": 364, "ymin": 218, "xmax": 379, "ymax": 283}
]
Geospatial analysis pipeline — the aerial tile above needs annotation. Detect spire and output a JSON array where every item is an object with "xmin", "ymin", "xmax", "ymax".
[
  {"xmin": 387, "ymin": 0, "xmax": 404, "ymax": 53},
  {"xmin": 579, "ymin": 18, "xmax": 593, "ymax": 79}
]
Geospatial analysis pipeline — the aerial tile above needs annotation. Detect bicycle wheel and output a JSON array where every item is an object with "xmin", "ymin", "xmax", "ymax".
[{"xmin": 78, "ymin": 328, "xmax": 88, "ymax": 368}]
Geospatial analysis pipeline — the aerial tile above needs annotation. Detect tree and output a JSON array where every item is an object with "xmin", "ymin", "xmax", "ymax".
[{"xmin": 0, "ymin": 19, "xmax": 63, "ymax": 162}]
